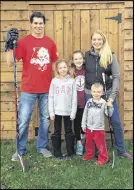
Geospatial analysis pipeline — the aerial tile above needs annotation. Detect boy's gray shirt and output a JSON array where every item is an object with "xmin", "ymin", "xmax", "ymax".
[
  {"xmin": 48, "ymin": 75, "xmax": 77, "ymax": 119},
  {"xmin": 81, "ymin": 98, "xmax": 114, "ymax": 131}
]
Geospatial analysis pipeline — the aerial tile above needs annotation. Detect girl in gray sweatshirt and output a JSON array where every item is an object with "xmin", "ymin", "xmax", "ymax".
[{"xmin": 48, "ymin": 59, "xmax": 77, "ymax": 159}]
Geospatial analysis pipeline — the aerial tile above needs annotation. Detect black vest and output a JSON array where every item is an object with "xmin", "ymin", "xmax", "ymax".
[{"xmin": 85, "ymin": 51, "xmax": 113, "ymax": 90}]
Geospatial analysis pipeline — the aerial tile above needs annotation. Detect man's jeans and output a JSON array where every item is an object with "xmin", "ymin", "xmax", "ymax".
[
  {"xmin": 85, "ymin": 93, "xmax": 126, "ymax": 155},
  {"xmin": 17, "ymin": 92, "xmax": 50, "ymax": 155}
]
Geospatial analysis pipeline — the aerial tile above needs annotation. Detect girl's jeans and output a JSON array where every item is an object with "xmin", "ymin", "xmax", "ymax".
[
  {"xmin": 17, "ymin": 92, "xmax": 49, "ymax": 155},
  {"xmin": 85, "ymin": 93, "xmax": 126, "ymax": 155}
]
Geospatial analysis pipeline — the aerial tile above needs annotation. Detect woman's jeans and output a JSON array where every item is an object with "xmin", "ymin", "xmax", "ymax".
[
  {"xmin": 85, "ymin": 93, "xmax": 126, "ymax": 155},
  {"xmin": 17, "ymin": 92, "xmax": 50, "ymax": 155}
]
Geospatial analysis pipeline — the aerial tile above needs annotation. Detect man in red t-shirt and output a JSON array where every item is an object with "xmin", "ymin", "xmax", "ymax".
[{"xmin": 6, "ymin": 12, "xmax": 59, "ymax": 161}]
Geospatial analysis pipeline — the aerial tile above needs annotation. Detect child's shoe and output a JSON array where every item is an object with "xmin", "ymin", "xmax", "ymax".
[
  {"xmin": 82, "ymin": 155, "xmax": 93, "ymax": 161},
  {"xmin": 65, "ymin": 156, "xmax": 72, "ymax": 160},
  {"xmin": 82, "ymin": 157, "xmax": 89, "ymax": 161},
  {"xmin": 76, "ymin": 143, "xmax": 83, "ymax": 156},
  {"xmin": 95, "ymin": 160, "xmax": 108, "ymax": 166}
]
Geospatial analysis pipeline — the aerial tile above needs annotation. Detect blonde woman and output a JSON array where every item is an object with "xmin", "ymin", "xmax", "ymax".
[{"xmin": 84, "ymin": 30, "xmax": 132, "ymax": 159}]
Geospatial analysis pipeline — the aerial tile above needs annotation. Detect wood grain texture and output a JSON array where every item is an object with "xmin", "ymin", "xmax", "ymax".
[{"xmin": 0, "ymin": 1, "xmax": 133, "ymax": 139}]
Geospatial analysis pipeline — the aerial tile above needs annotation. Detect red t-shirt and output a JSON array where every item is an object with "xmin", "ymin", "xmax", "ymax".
[{"xmin": 15, "ymin": 34, "xmax": 59, "ymax": 93}]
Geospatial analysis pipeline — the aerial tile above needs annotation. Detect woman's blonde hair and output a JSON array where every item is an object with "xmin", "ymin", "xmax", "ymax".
[
  {"xmin": 54, "ymin": 59, "xmax": 69, "ymax": 77},
  {"xmin": 91, "ymin": 30, "xmax": 112, "ymax": 68}
]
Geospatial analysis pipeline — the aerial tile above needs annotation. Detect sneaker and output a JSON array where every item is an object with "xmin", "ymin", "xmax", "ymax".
[
  {"xmin": 65, "ymin": 156, "xmax": 72, "ymax": 160},
  {"xmin": 54, "ymin": 154, "xmax": 67, "ymax": 160},
  {"xmin": 76, "ymin": 143, "xmax": 83, "ymax": 156},
  {"xmin": 55, "ymin": 156, "xmax": 65, "ymax": 160},
  {"xmin": 11, "ymin": 152, "xmax": 25, "ymax": 161},
  {"xmin": 11, "ymin": 152, "xmax": 19, "ymax": 161},
  {"xmin": 96, "ymin": 161, "xmax": 104, "ymax": 166},
  {"xmin": 82, "ymin": 156, "xmax": 93, "ymax": 161},
  {"xmin": 82, "ymin": 157, "xmax": 89, "ymax": 161},
  {"xmin": 38, "ymin": 148, "xmax": 52, "ymax": 157},
  {"xmin": 120, "ymin": 152, "xmax": 133, "ymax": 160}
]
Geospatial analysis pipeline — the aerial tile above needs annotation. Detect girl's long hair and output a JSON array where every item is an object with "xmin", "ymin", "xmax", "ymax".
[{"xmin": 91, "ymin": 30, "xmax": 112, "ymax": 68}]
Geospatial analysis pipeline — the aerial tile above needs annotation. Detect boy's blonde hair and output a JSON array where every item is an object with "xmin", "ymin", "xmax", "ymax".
[
  {"xmin": 54, "ymin": 59, "xmax": 69, "ymax": 77},
  {"xmin": 91, "ymin": 30, "xmax": 112, "ymax": 69},
  {"xmin": 91, "ymin": 83, "xmax": 104, "ymax": 91}
]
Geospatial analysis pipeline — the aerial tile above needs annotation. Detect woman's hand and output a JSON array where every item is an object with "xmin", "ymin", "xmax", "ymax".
[
  {"xmin": 106, "ymin": 98, "xmax": 113, "ymax": 107},
  {"xmin": 50, "ymin": 116, "xmax": 55, "ymax": 120}
]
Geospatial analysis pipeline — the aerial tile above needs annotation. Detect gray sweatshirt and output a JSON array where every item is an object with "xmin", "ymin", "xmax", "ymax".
[
  {"xmin": 81, "ymin": 98, "xmax": 114, "ymax": 131},
  {"xmin": 108, "ymin": 54, "xmax": 120, "ymax": 100},
  {"xmin": 48, "ymin": 75, "xmax": 77, "ymax": 119}
]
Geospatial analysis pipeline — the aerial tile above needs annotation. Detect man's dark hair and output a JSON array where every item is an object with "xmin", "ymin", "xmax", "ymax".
[{"xmin": 30, "ymin": 12, "xmax": 46, "ymax": 24}]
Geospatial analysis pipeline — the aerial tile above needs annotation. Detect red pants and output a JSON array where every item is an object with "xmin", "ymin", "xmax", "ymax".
[{"xmin": 85, "ymin": 129, "xmax": 109, "ymax": 164}]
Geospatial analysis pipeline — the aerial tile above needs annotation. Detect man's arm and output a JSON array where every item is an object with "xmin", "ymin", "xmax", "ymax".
[
  {"xmin": 51, "ymin": 41, "xmax": 59, "ymax": 77},
  {"xmin": 52, "ymin": 61, "xmax": 57, "ymax": 77}
]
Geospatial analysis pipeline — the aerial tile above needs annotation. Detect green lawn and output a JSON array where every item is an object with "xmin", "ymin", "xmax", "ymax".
[{"xmin": 1, "ymin": 140, "xmax": 133, "ymax": 189}]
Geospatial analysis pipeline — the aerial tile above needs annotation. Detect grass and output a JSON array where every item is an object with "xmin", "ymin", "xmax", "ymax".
[{"xmin": 1, "ymin": 140, "xmax": 133, "ymax": 189}]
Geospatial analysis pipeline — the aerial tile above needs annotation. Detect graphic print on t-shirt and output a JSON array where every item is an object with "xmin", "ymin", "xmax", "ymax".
[
  {"xmin": 30, "ymin": 47, "xmax": 50, "ymax": 71},
  {"xmin": 75, "ymin": 75, "xmax": 85, "ymax": 91},
  {"xmin": 55, "ymin": 85, "xmax": 71, "ymax": 95}
]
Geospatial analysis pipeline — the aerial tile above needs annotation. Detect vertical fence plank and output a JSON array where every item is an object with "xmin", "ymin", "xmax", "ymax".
[
  {"xmin": 54, "ymin": 11, "xmax": 63, "ymax": 58},
  {"xmin": 90, "ymin": 10, "xmax": 100, "ymax": 37},
  {"xmin": 108, "ymin": 9, "xmax": 119, "ymax": 58},
  {"xmin": 80, "ymin": 10, "xmax": 90, "ymax": 52},
  {"xmin": 63, "ymin": 11, "xmax": 73, "ymax": 60},
  {"xmin": 44, "ymin": 11, "xmax": 54, "ymax": 40},
  {"xmin": 100, "ymin": 10, "xmax": 109, "ymax": 39},
  {"xmin": 72, "ymin": 10, "xmax": 80, "ymax": 52}
]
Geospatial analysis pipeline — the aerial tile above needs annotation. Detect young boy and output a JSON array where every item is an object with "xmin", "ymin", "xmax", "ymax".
[{"xmin": 81, "ymin": 83, "xmax": 113, "ymax": 165}]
